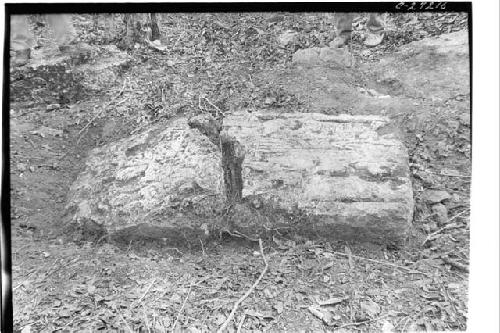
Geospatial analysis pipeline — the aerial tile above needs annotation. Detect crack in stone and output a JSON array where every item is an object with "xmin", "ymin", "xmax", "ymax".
[{"xmin": 188, "ymin": 114, "xmax": 245, "ymax": 203}]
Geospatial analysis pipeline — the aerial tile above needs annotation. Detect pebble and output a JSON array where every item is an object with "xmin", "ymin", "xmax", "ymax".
[
  {"xmin": 17, "ymin": 162, "xmax": 27, "ymax": 172},
  {"xmin": 423, "ymin": 190, "xmax": 451, "ymax": 204},
  {"xmin": 46, "ymin": 103, "xmax": 60, "ymax": 111},
  {"xmin": 431, "ymin": 203, "xmax": 449, "ymax": 226}
]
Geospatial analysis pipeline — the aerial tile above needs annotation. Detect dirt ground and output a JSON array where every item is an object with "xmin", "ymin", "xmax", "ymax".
[{"xmin": 8, "ymin": 12, "xmax": 470, "ymax": 332}]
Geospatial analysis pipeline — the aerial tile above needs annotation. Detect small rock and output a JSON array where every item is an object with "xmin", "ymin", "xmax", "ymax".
[
  {"xmin": 267, "ymin": 14, "xmax": 285, "ymax": 24},
  {"xmin": 431, "ymin": 203, "xmax": 448, "ymax": 226},
  {"xmin": 459, "ymin": 113, "xmax": 470, "ymax": 126},
  {"xmin": 360, "ymin": 299, "xmax": 381, "ymax": 317},
  {"xmin": 46, "ymin": 103, "xmax": 60, "ymax": 111},
  {"xmin": 101, "ymin": 119, "xmax": 117, "ymax": 138},
  {"xmin": 21, "ymin": 325, "xmax": 31, "ymax": 333},
  {"xmin": 423, "ymin": 190, "xmax": 451, "ymax": 204},
  {"xmin": 17, "ymin": 162, "xmax": 27, "ymax": 172},
  {"xmin": 382, "ymin": 321, "xmax": 396, "ymax": 332},
  {"xmin": 360, "ymin": 49, "xmax": 371, "ymax": 57},
  {"xmin": 278, "ymin": 30, "xmax": 298, "ymax": 46},
  {"xmin": 31, "ymin": 126, "xmax": 63, "ymax": 138},
  {"xmin": 427, "ymin": 221, "xmax": 438, "ymax": 232}
]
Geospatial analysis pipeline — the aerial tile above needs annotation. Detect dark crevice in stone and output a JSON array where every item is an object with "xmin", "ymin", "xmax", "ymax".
[
  {"xmin": 221, "ymin": 136, "xmax": 244, "ymax": 203},
  {"xmin": 188, "ymin": 114, "xmax": 223, "ymax": 146},
  {"xmin": 187, "ymin": 114, "xmax": 245, "ymax": 204}
]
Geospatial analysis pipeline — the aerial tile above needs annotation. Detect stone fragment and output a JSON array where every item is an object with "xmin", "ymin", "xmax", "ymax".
[
  {"xmin": 424, "ymin": 190, "xmax": 451, "ymax": 204},
  {"xmin": 46, "ymin": 103, "xmax": 60, "ymax": 111},
  {"xmin": 64, "ymin": 118, "xmax": 226, "ymax": 240},
  {"xmin": 431, "ymin": 203, "xmax": 449, "ymax": 226},
  {"xmin": 222, "ymin": 111, "xmax": 413, "ymax": 244},
  {"xmin": 278, "ymin": 30, "xmax": 299, "ymax": 46}
]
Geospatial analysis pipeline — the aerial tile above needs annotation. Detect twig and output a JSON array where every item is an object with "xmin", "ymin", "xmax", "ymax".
[
  {"xmin": 143, "ymin": 308, "xmax": 151, "ymax": 333},
  {"xmin": 426, "ymin": 170, "xmax": 471, "ymax": 178},
  {"xmin": 200, "ymin": 238, "xmax": 206, "ymax": 256},
  {"xmin": 164, "ymin": 247, "xmax": 183, "ymax": 256},
  {"xmin": 217, "ymin": 239, "xmax": 268, "ymax": 333},
  {"xmin": 440, "ymin": 283, "xmax": 458, "ymax": 316},
  {"xmin": 117, "ymin": 77, "xmax": 128, "ymax": 97},
  {"xmin": 331, "ymin": 251, "xmax": 429, "ymax": 276},
  {"xmin": 203, "ymin": 97, "xmax": 225, "ymax": 117},
  {"xmin": 24, "ymin": 135, "xmax": 36, "ymax": 148},
  {"xmin": 198, "ymin": 95, "xmax": 205, "ymax": 112},
  {"xmin": 441, "ymin": 256, "xmax": 469, "ymax": 273},
  {"xmin": 76, "ymin": 111, "xmax": 104, "ymax": 144},
  {"xmin": 132, "ymin": 278, "xmax": 156, "ymax": 307},
  {"xmin": 236, "ymin": 313, "xmax": 246, "ymax": 333},
  {"xmin": 422, "ymin": 209, "xmax": 470, "ymax": 246},
  {"xmin": 224, "ymin": 229, "xmax": 259, "ymax": 242},
  {"xmin": 115, "ymin": 97, "xmax": 129, "ymax": 106},
  {"xmin": 116, "ymin": 310, "xmax": 134, "ymax": 333},
  {"xmin": 337, "ymin": 313, "xmax": 391, "ymax": 329},
  {"xmin": 172, "ymin": 283, "xmax": 193, "ymax": 332}
]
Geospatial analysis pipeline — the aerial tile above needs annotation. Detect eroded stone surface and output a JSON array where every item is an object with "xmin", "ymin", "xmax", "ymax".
[
  {"xmin": 64, "ymin": 117, "xmax": 225, "ymax": 239},
  {"xmin": 222, "ymin": 111, "xmax": 413, "ymax": 244}
]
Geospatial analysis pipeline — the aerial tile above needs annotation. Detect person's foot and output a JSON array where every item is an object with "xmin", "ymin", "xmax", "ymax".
[
  {"xmin": 364, "ymin": 32, "xmax": 384, "ymax": 47},
  {"xmin": 12, "ymin": 48, "xmax": 31, "ymax": 67},
  {"xmin": 330, "ymin": 33, "xmax": 351, "ymax": 48}
]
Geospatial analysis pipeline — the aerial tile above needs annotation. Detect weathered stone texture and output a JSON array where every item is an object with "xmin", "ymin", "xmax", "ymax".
[
  {"xmin": 66, "ymin": 112, "xmax": 413, "ymax": 244},
  {"xmin": 222, "ymin": 112, "xmax": 413, "ymax": 243},
  {"xmin": 65, "ymin": 117, "xmax": 225, "ymax": 237}
]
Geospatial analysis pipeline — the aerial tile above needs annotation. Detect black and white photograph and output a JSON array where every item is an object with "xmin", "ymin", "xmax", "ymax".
[{"xmin": 1, "ymin": 2, "xmax": 498, "ymax": 332}]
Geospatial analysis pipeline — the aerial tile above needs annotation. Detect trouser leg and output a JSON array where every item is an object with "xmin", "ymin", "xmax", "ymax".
[
  {"xmin": 335, "ymin": 12, "xmax": 354, "ymax": 36},
  {"xmin": 331, "ymin": 12, "xmax": 354, "ymax": 47},
  {"xmin": 101, "ymin": 14, "xmax": 116, "ymax": 41}
]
